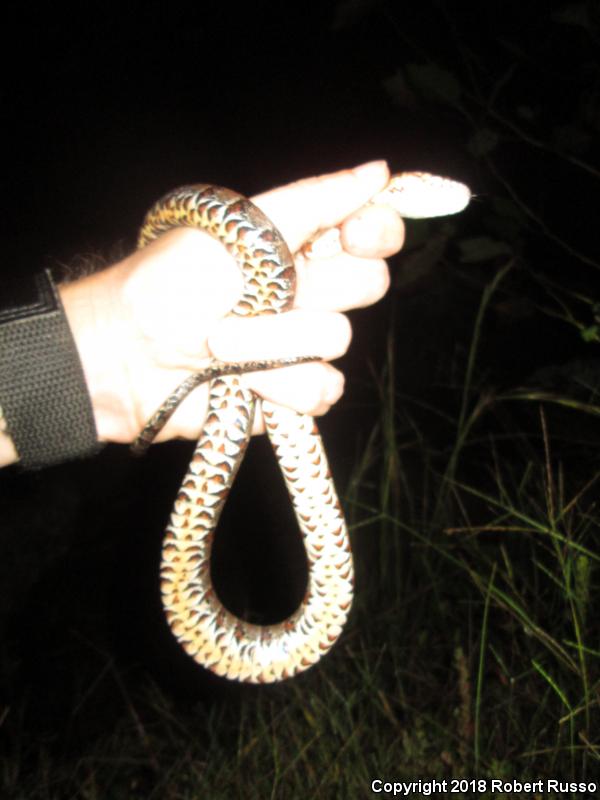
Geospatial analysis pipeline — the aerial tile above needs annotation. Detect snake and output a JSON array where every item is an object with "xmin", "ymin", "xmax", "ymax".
[{"xmin": 134, "ymin": 172, "xmax": 471, "ymax": 683}]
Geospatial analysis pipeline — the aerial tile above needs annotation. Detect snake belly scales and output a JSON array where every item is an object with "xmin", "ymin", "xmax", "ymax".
[{"xmin": 136, "ymin": 174, "xmax": 471, "ymax": 684}]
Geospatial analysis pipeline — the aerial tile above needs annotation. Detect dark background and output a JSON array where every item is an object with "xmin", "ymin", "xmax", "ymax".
[
  {"xmin": 1, "ymin": 0, "xmax": 598, "ymax": 757},
  {"xmin": 4, "ymin": 1, "xmax": 478, "ymax": 269}
]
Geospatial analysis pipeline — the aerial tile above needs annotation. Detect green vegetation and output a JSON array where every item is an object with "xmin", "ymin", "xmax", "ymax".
[
  {"xmin": 2, "ymin": 257, "xmax": 598, "ymax": 797},
  {"xmin": 2, "ymin": 3, "xmax": 599, "ymax": 797}
]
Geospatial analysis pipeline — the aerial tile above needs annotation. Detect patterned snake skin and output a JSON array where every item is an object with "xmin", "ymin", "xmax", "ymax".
[{"xmin": 136, "ymin": 173, "xmax": 470, "ymax": 683}]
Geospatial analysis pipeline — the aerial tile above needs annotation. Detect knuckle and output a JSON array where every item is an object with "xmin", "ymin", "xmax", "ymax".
[
  {"xmin": 325, "ymin": 367, "xmax": 345, "ymax": 403},
  {"xmin": 326, "ymin": 313, "xmax": 352, "ymax": 357},
  {"xmin": 373, "ymin": 262, "xmax": 391, "ymax": 300},
  {"xmin": 304, "ymin": 364, "xmax": 344, "ymax": 413}
]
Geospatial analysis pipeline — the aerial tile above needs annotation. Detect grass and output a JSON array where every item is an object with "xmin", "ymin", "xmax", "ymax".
[
  {"xmin": 4, "ymin": 8, "xmax": 599, "ymax": 797},
  {"xmin": 2, "ymin": 265, "xmax": 600, "ymax": 798}
]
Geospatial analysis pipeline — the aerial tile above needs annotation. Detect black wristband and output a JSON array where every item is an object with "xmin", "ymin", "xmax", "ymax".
[{"xmin": 0, "ymin": 270, "xmax": 101, "ymax": 469}]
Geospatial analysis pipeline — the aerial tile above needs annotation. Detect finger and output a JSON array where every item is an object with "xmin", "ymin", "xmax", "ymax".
[
  {"xmin": 252, "ymin": 161, "xmax": 390, "ymax": 251},
  {"xmin": 340, "ymin": 204, "xmax": 405, "ymax": 258},
  {"xmin": 145, "ymin": 362, "xmax": 345, "ymax": 441},
  {"xmin": 247, "ymin": 361, "xmax": 345, "ymax": 421},
  {"xmin": 208, "ymin": 309, "xmax": 352, "ymax": 362},
  {"xmin": 294, "ymin": 253, "xmax": 390, "ymax": 311},
  {"xmin": 143, "ymin": 377, "xmax": 211, "ymax": 443}
]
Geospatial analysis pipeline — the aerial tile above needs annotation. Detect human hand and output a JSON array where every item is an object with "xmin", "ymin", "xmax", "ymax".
[{"xmin": 58, "ymin": 161, "xmax": 404, "ymax": 446}]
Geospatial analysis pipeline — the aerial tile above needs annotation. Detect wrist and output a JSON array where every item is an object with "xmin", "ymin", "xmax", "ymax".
[
  {"xmin": 58, "ymin": 262, "xmax": 137, "ymax": 444},
  {"xmin": 0, "ymin": 270, "xmax": 101, "ymax": 469}
]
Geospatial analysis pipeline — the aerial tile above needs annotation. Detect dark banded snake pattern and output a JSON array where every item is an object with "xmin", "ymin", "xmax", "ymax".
[{"xmin": 136, "ymin": 173, "xmax": 470, "ymax": 683}]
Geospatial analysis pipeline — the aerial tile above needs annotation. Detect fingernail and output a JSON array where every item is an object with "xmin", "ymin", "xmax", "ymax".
[{"xmin": 353, "ymin": 160, "xmax": 389, "ymax": 184}]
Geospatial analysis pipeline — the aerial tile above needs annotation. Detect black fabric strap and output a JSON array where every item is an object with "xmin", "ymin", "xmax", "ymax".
[{"xmin": 0, "ymin": 270, "xmax": 101, "ymax": 469}]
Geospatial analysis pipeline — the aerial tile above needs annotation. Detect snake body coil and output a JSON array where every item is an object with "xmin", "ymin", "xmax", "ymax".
[
  {"xmin": 138, "ymin": 186, "xmax": 353, "ymax": 683},
  {"xmin": 138, "ymin": 173, "xmax": 470, "ymax": 683}
]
